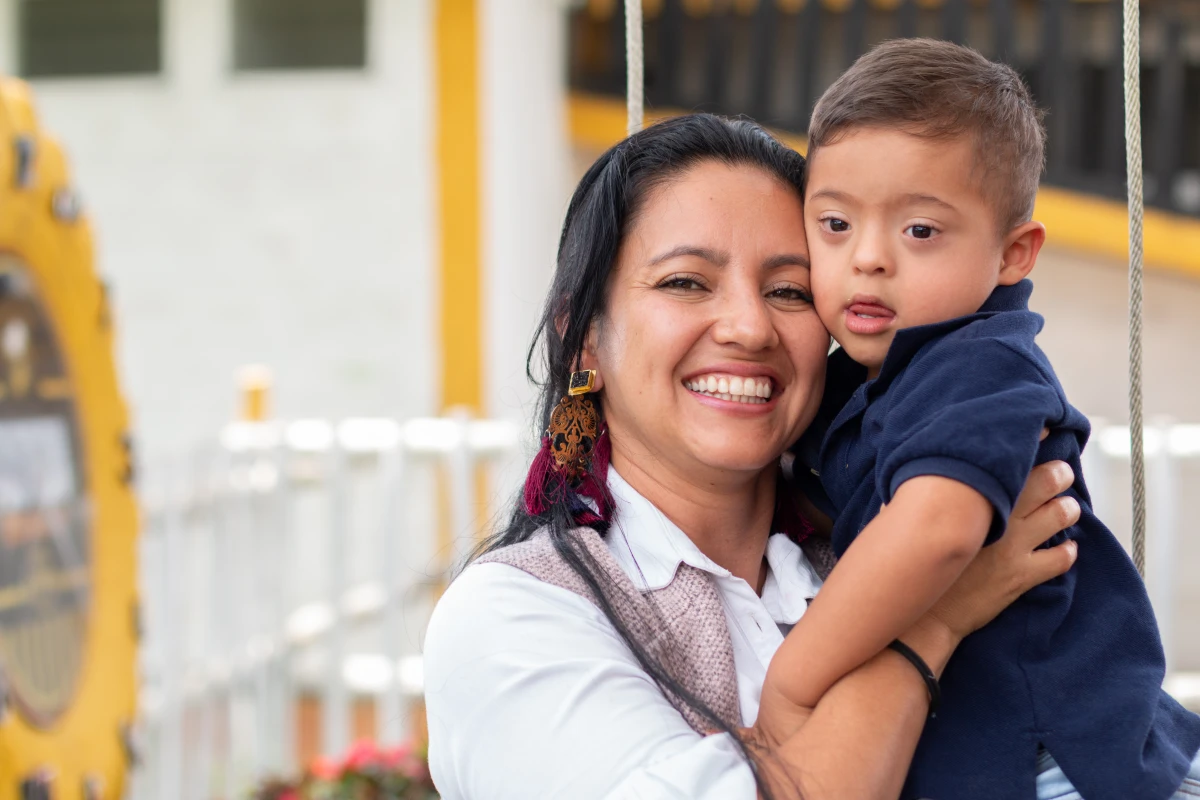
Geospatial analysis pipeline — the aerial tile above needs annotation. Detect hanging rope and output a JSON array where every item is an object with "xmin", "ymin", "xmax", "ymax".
[
  {"xmin": 1123, "ymin": 0, "xmax": 1147, "ymax": 577},
  {"xmin": 625, "ymin": 0, "xmax": 645, "ymax": 135}
]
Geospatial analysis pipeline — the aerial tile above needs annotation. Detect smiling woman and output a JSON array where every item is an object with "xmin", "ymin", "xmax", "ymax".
[{"xmin": 421, "ymin": 114, "xmax": 1080, "ymax": 800}]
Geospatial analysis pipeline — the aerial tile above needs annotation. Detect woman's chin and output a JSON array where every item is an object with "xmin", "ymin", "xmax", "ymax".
[{"xmin": 684, "ymin": 443, "xmax": 785, "ymax": 476}]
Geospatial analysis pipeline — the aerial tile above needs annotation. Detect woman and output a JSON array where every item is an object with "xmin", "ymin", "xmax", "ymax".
[{"xmin": 423, "ymin": 114, "xmax": 1080, "ymax": 799}]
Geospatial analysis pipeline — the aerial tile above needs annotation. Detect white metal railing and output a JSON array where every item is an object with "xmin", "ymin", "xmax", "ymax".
[
  {"xmin": 130, "ymin": 414, "xmax": 521, "ymax": 800},
  {"xmin": 130, "ymin": 416, "xmax": 1200, "ymax": 798}
]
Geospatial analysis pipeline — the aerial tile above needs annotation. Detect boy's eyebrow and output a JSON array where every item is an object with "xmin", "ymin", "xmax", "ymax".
[
  {"xmin": 809, "ymin": 188, "xmax": 959, "ymax": 214},
  {"xmin": 764, "ymin": 253, "xmax": 810, "ymax": 270},
  {"xmin": 649, "ymin": 245, "xmax": 729, "ymax": 266},
  {"xmin": 808, "ymin": 188, "xmax": 855, "ymax": 205},
  {"xmin": 901, "ymin": 192, "xmax": 958, "ymax": 211}
]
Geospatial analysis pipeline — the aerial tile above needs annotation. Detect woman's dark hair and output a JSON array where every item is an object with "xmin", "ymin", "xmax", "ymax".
[{"xmin": 474, "ymin": 113, "xmax": 807, "ymax": 796}]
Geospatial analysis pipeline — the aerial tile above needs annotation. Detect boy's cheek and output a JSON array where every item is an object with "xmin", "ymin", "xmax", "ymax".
[{"xmin": 812, "ymin": 292, "xmax": 843, "ymax": 338}]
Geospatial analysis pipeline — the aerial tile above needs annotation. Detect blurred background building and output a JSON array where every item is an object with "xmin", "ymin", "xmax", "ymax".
[{"xmin": 0, "ymin": 0, "xmax": 1198, "ymax": 797}]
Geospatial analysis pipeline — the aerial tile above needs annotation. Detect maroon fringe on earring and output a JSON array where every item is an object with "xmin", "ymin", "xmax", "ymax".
[
  {"xmin": 522, "ymin": 427, "xmax": 613, "ymax": 528},
  {"xmin": 522, "ymin": 436, "xmax": 559, "ymax": 517},
  {"xmin": 572, "ymin": 427, "xmax": 612, "ymax": 527}
]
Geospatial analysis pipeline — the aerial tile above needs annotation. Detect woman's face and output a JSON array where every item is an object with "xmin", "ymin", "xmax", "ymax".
[{"xmin": 584, "ymin": 160, "xmax": 828, "ymax": 482}]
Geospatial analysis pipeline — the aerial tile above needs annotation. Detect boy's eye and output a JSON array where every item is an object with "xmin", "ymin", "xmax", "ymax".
[
  {"xmin": 822, "ymin": 217, "xmax": 850, "ymax": 233},
  {"xmin": 906, "ymin": 224, "xmax": 936, "ymax": 240}
]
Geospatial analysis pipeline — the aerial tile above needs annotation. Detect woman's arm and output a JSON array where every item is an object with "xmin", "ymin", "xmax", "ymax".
[{"xmin": 752, "ymin": 460, "xmax": 1081, "ymax": 800}]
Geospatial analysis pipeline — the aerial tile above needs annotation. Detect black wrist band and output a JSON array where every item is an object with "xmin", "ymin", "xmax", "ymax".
[{"xmin": 888, "ymin": 639, "xmax": 941, "ymax": 719}]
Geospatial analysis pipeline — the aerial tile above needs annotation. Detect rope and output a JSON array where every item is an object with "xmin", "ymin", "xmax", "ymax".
[
  {"xmin": 625, "ymin": 0, "xmax": 645, "ymax": 136},
  {"xmin": 1122, "ymin": 0, "xmax": 1147, "ymax": 577}
]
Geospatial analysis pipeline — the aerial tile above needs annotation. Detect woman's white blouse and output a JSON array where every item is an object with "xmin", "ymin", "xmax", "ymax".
[{"xmin": 423, "ymin": 469, "xmax": 825, "ymax": 799}]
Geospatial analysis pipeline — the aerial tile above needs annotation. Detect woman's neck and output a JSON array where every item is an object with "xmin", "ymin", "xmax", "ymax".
[{"xmin": 610, "ymin": 447, "xmax": 777, "ymax": 591}]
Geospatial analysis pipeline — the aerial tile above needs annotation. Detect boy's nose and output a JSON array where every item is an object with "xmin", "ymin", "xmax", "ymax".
[
  {"xmin": 851, "ymin": 232, "xmax": 895, "ymax": 276},
  {"xmin": 849, "ymin": 242, "xmax": 897, "ymax": 277}
]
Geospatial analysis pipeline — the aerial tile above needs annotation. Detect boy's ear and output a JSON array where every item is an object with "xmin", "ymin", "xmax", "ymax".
[
  {"xmin": 997, "ymin": 220, "xmax": 1046, "ymax": 286},
  {"xmin": 576, "ymin": 319, "xmax": 606, "ymax": 392}
]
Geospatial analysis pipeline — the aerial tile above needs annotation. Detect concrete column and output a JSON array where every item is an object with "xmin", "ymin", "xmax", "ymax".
[
  {"xmin": 479, "ymin": 0, "xmax": 570, "ymax": 436},
  {"xmin": 0, "ymin": 0, "xmax": 18, "ymax": 76},
  {"xmin": 163, "ymin": 0, "xmax": 230, "ymax": 89}
]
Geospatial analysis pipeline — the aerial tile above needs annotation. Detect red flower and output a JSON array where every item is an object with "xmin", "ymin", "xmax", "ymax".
[
  {"xmin": 379, "ymin": 742, "xmax": 413, "ymax": 769},
  {"xmin": 309, "ymin": 755, "xmax": 340, "ymax": 780},
  {"xmin": 279, "ymin": 792, "xmax": 299, "ymax": 800},
  {"xmin": 342, "ymin": 739, "xmax": 380, "ymax": 771}
]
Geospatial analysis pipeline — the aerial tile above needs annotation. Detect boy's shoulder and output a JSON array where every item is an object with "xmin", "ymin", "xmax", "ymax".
[{"xmin": 921, "ymin": 305, "xmax": 1050, "ymax": 374}]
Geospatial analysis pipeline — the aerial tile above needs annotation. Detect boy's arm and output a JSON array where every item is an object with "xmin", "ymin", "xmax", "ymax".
[
  {"xmin": 766, "ymin": 475, "xmax": 992, "ymax": 709},
  {"xmin": 773, "ymin": 336, "xmax": 1066, "ymax": 710}
]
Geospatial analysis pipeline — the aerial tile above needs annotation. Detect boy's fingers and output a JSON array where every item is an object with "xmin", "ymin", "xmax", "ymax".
[
  {"xmin": 1023, "ymin": 540, "xmax": 1078, "ymax": 589},
  {"xmin": 1039, "ymin": 427, "xmax": 1051, "ymax": 442},
  {"xmin": 1011, "ymin": 461, "xmax": 1074, "ymax": 519}
]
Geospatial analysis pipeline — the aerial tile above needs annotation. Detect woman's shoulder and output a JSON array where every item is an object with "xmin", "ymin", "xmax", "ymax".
[{"xmin": 425, "ymin": 534, "xmax": 614, "ymax": 664}]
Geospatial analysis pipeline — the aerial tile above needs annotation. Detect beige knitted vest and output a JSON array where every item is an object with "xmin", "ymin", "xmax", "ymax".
[{"xmin": 477, "ymin": 528, "xmax": 837, "ymax": 734}]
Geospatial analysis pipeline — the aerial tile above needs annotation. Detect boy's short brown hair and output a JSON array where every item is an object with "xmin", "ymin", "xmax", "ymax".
[{"xmin": 807, "ymin": 38, "xmax": 1046, "ymax": 232}]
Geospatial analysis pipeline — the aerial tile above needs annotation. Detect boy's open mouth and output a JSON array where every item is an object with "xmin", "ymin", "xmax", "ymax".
[{"xmin": 845, "ymin": 296, "xmax": 896, "ymax": 335}]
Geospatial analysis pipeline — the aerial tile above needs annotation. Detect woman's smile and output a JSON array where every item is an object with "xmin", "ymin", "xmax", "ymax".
[
  {"xmin": 588, "ymin": 159, "xmax": 827, "ymax": 479},
  {"xmin": 683, "ymin": 368, "xmax": 778, "ymax": 408}
]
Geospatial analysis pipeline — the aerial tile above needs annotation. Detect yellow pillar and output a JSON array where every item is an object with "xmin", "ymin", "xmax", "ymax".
[
  {"xmin": 436, "ymin": 0, "xmax": 482, "ymax": 413},
  {"xmin": 433, "ymin": 0, "xmax": 489, "ymax": 603}
]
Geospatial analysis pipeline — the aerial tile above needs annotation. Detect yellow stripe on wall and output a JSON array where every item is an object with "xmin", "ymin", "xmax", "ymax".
[
  {"xmin": 567, "ymin": 92, "xmax": 1200, "ymax": 278},
  {"xmin": 436, "ymin": 0, "xmax": 482, "ymax": 412},
  {"xmin": 1032, "ymin": 187, "xmax": 1200, "ymax": 281}
]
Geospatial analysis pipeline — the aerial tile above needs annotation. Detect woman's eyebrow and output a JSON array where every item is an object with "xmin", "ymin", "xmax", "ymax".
[
  {"xmin": 764, "ymin": 253, "xmax": 810, "ymax": 270},
  {"xmin": 649, "ymin": 245, "xmax": 728, "ymax": 266}
]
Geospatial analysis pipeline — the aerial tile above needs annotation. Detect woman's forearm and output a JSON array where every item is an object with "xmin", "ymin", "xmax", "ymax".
[{"xmin": 762, "ymin": 617, "xmax": 959, "ymax": 800}]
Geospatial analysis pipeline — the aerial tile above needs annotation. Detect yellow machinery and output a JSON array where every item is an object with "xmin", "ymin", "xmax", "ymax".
[{"xmin": 0, "ymin": 78, "xmax": 138, "ymax": 800}]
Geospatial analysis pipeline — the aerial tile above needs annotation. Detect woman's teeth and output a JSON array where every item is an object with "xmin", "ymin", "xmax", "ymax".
[{"xmin": 685, "ymin": 375, "xmax": 773, "ymax": 404}]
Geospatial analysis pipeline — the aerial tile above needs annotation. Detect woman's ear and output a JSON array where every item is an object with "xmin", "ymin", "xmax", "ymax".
[
  {"xmin": 997, "ymin": 220, "xmax": 1046, "ymax": 286},
  {"xmin": 577, "ymin": 319, "xmax": 605, "ymax": 392}
]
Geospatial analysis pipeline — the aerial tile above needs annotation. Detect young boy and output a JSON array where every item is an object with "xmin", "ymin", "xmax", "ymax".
[{"xmin": 771, "ymin": 39, "xmax": 1200, "ymax": 800}]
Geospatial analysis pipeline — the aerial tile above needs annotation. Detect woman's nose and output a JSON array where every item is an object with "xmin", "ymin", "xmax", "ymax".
[{"xmin": 711, "ymin": 282, "xmax": 780, "ymax": 351}]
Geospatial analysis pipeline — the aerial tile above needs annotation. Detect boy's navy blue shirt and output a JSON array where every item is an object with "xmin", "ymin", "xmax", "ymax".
[{"xmin": 799, "ymin": 280, "xmax": 1200, "ymax": 800}]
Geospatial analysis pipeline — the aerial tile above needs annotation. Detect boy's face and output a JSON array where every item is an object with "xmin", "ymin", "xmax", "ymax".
[{"xmin": 805, "ymin": 127, "xmax": 1009, "ymax": 376}]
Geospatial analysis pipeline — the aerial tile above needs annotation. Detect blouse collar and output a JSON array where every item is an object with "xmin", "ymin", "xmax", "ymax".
[{"xmin": 605, "ymin": 468, "xmax": 823, "ymax": 621}]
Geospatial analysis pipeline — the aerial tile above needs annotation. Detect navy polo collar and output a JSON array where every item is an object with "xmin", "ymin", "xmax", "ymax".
[
  {"xmin": 817, "ymin": 280, "xmax": 1037, "ymax": 461},
  {"xmin": 869, "ymin": 279, "xmax": 1035, "ymax": 392}
]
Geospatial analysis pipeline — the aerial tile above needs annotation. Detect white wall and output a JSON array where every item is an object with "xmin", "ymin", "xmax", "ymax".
[{"xmin": 3, "ymin": 0, "xmax": 444, "ymax": 460}]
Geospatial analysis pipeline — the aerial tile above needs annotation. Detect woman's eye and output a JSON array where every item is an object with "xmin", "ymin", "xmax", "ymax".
[
  {"xmin": 657, "ymin": 274, "xmax": 706, "ymax": 291},
  {"xmin": 906, "ymin": 224, "xmax": 937, "ymax": 240},
  {"xmin": 768, "ymin": 286, "xmax": 814, "ymax": 304},
  {"xmin": 821, "ymin": 217, "xmax": 850, "ymax": 233}
]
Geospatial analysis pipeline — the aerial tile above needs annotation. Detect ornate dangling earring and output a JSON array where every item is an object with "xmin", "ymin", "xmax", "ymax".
[
  {"xmin": 523, "ymin": 368, "xmax": 612, "ymax": 526},
  {"xmin": 547, "ymin": 369, "xmax": 600, "ymax": 480}
]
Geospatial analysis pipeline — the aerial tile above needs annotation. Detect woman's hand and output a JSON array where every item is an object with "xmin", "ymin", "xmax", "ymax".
[{"xmin": 922, "ymin": 460, "xmax": 1080, "ymax": 641}]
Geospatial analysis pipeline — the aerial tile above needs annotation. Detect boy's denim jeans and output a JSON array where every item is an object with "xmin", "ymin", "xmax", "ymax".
[{"xmin": 1036, "ymin": 747, "xmax": 1200, "ymax": 799}]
